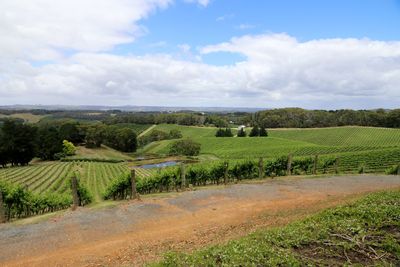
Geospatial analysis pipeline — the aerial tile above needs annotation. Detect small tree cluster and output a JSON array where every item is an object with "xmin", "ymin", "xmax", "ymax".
[
  {"xmin": 169, "ymin": 139, "xmax": 201, "ymax": 156},
  {"xmin": 216, "ymin": 128, "xmax": 233, "ymax": 137},
  {"xmin": 237, "ymin": 128, "xmax": 246, "ymax": 137},
  {"xmin": 249, "ymin": 126, "xmax": 268, "ymax": 137}
]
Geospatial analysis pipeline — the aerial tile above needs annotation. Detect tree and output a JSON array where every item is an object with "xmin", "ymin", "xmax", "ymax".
[
  {"xmin": 36, "ymin": 126, "xmax": 63, "ymax": 160},
  {"xmin": 85, "ymin": 124, "xmax": 106, "ymax": 148},
  {"xmin": 59, "ymin": 122, "xmax": 84, "ymax": 144},
  {"xmin": 169, "ymin": 129, "xmax": 183, "ymax": 139},
  {"xmin": 169, "ymin": 139, "xmax": 201, "ymax": 156},
  {"xmin": 249, "ymin": 126, "xmax": 260, "ymax": 137},
  {"xmin": 114, "ymin": 128, "xmax": 137, "ymax": 152},
  {"xmin": 0, "ymin": 119, "xmax": 37, "ymax": 166},
  {"xmin": 216, "ymin": 128, "xmax": 225, "ymax": 137},
  {"xmin": 237, "ymin": 128, "xmax": 246, "ymax": 137},
  {"xmin": 259, "ymin": 126, "xmax": 268, "ymax": 137},
  {"xmin": 62, "ymin": 140, "xmax": 76, "ymax": 156},
  {"xmin": 224, "ymin": 128, "xmax": 233, "ymax": 137}
]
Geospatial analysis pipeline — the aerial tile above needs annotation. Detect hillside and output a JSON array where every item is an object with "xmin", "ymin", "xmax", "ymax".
[{"xmin": 141, "ymin": 125, "xmax": 400, "ymax": 157}]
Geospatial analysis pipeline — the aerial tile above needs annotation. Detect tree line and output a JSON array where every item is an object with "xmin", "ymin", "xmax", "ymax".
[
  {"xmin": 0, "ymin": 119, "xmax": 137, "ymax": 167},
  {"xmin": 252, "ymin": 108, "xmax": 400, "ymax": 128}
]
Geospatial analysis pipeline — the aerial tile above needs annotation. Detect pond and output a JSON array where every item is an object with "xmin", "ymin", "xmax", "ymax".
[{"xmin": 138, "ymin": 161, "xmax": 179, "ymax": 169}]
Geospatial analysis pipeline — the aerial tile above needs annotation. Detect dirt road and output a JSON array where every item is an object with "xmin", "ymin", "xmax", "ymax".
[{"xmin": 0, "ymin": 175, "xmax": 399, "ymax": 266}]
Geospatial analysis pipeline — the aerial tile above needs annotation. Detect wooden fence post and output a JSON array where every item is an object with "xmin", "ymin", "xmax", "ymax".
[
  {"xmin": 335, "ymin": 157, "xmax": 340, "ymax": 174},
  {"xmin": 224, "ymin": 161, "xmax": 229, "ymax": 185},
  {"xmin": 313, "ymin": 155, "xmax": 318, "ymax": 175},
  {"xmin": 0, "ymin": 191, "xmax": 6, "ymax": 223},
  {"xmin": 258, "ymin": 157, "xmax": 264, "ymax": 179},
  {"xmin": 180, "ymin": 164, "xmax": 186, "ymax": 189},
  {"xmin": 131, "ymin": 169, "xmax": 138, "ymax": 199},
  {"xmin": 71, "ymin": 176, "xmax": 79, "ymax": 211},
  {"xmin": 287, "ymin": 154, "xmax": 292, "ymax": 176}
]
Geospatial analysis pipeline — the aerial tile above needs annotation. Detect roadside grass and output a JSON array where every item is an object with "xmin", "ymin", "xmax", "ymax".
[{"xmin": 153, "ymin": 189, "xmax": 400, "ymax": 266}]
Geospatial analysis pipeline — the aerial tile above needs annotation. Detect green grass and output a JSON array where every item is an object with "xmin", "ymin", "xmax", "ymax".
[
  {"xmin": 69, "ymin": 145, "xmax": 133, "ymax": 161},
  {"xmin": 0, "ymin": 162, "xmax": 129, "ymax": 202},
  {"xmin": 112, "ymin": 123, "xmax": 153, "ymax": 134},
  {"xmin": 140, "ymin": 125, "xmax": 400, "ymax": 171},
  {"xmin": 153, "ymin": 190, "xmax": 400, "ymax": 266},
  {"xmin": 151, "ymin": 124, "xmax": 234, "ymax": 138}
]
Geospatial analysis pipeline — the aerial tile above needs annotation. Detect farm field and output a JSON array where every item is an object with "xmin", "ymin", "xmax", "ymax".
[
  {"xmin": 141, "ymin": 125, "xmax": 400, "ymax": 170},
  {"xmin": 0, "ymin": 162, "xmax": 129, "ymax": 202}
]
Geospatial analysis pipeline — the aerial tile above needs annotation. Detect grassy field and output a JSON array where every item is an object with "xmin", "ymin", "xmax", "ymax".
[
  {"xmin": 69, "ymin": 145, "xmax": 133, "ymax": 161},
  {"xmin": 0, "ymin": 113, "xmax": 46, "ymax": 123},
  {"xmin": 112, "ymin": 123, "xmax": 153, "ymax": 135},
  {"xmin": 154, "ymin": 190, "xmax": 400, "ymax": 266},
  {"xmin": 0, "ymin": 162, "xmax": 130, "ymax": 202},
  {"xmin": 141, "ymin": 125, "xmax": 400, "ymax": 157}
]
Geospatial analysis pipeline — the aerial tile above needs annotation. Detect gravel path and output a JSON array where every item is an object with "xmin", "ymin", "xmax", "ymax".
[{"xmin": 0, "ymin": 175, "xmax": 399, "ymax": 266}]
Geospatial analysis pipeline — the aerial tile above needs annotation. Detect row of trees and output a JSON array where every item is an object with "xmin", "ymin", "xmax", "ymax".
[
  {"xmin": 253, "ymin": 108, "xmax": 400, "ymax": 128},
  {"xmin": 216, "ymin": 126, "xmax": 268, "ymax": 137},
  {"xmin": 0, "ymin": 119, "xmax": 138, "ymax": 167},
  {"xmin": 84, "ymin": 124, "xmax": 137, "ymax": 152}
]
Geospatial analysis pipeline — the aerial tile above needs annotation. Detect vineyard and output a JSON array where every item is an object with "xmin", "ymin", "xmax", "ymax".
[
  {"xmin": 141, "ymin": 125, "xmax": 400, "ymax": 160},
  {"xmin": 0, "ymin": 162, "xmax": 129, "ymax": 202}
]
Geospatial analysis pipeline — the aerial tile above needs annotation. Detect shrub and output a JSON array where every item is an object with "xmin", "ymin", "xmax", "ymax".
[
  {"xmin": 385, "ymin": 164, "xmax": 399, "ymax": 175},
  {"xmin": 169, "ymin": 139, "xmax": 201, "ymax": 156},
  {"xmin": 62, "ymin": 140, "xmax": 76, "ymax": 156}
]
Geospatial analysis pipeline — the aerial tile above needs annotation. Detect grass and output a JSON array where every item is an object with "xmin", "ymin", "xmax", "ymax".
[
  {"xmin": 70, "ymin": 145, "xmax": 133, "ymax": 161},
  {"xmin": 112, "ymin": 123, "xmax": 153, "ymax": 135},
  {"xmin": 153, "ymin": 189, "xmax": 400, "ymax": 266},
  {"xmin": 140, "ymin": 125, "xmax": 400, "ymax": 173},
  {"xmin": 0, "ymin": 113, "xmax": 46, "ymax": 123}
]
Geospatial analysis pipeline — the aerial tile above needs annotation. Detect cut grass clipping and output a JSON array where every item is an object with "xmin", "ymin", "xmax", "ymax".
[{"xmin": 153, "ymin": 190, "xmax": 400, "ymax": 266}]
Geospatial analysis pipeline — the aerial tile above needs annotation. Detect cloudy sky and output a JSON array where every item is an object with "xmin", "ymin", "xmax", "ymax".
[{"xmin": 1, "ymin": 0, "xmax": 400, "ymax": 109}]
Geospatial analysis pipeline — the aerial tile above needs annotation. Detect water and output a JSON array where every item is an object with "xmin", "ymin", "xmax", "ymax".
[{"xmin": 139, "ymin": 161, "xmax": 179, "ymax": 169}]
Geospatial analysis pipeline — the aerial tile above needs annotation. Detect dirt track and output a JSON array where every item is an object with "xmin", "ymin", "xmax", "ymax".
[{"xmin": 0, "ymin": 175, "xmax": 399, "ymax": 266}]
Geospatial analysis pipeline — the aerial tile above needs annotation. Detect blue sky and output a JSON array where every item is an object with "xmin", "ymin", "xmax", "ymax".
[
  {"xmin": 1, "ymin": 0, "xmax": 400, "ymax": 109},
  {"xmin": 115, "ymin": 0, "xmax": 400, "ymax": 63}
]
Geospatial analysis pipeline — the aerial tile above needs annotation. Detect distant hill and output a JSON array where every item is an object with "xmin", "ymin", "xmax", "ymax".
[{"xmin": 0, "ymin": 104, "xmax": 264, "ymax": 113}]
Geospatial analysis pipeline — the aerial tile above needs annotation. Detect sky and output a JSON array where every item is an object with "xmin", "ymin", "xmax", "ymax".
[{"xmin": 1, "ymin": 0, "xmax": 400, "ymax": 109}]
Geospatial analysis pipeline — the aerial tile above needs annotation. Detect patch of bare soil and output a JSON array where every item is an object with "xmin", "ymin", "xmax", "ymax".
[{"xmin": 0, "ymin": 175, "xmax": 399, "ymax": 267}]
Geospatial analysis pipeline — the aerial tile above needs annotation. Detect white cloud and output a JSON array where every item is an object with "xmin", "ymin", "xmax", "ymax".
[
  {"xmin": 0, "ymin": 0, "xmax": 171, "ymax": 61},
  {"xmin": 0, "ymin": 0, "xmax": 399, "ymax": 109},
  {"xmin": 184, "ymin": 0, "xmax": 211, "ymax": 7},
  {"xmin": 2, "ymin": 33, "xmax": 400, "ymax": 108},
  {"xmin": 216, "ymin": 13, "xmax": 235, "ymax": 22},
  {"xmin": 236, "ymin": 24, "xmax": 256, "ymax": 30}
]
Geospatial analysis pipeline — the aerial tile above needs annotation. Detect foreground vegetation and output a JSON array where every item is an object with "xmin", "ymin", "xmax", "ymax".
[
  {"xmin": 154, "ymin": 190, "xmax": 400, "ymax": 266},
  {"xmin": 0, "ymin": 161, "xmax": 129, "ymax": 202}
]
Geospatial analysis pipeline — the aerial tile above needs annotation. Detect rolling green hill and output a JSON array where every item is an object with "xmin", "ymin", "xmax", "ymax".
[{"xmin": 140, "ymin": 125, "xmax": 400, "ymax": 160}]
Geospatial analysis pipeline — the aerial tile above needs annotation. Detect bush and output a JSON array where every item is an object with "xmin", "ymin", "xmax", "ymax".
[
  {"xmin": 62, "ymin": 140, "xmax": 76, "ymax": 156},
  {"xmin": 385, "ymin": 164, "xmax": 399, "ymax": 175},
  {"xmin": 216, "ymin": 128, "xmax": 233, "ymax": 137},
  {"xmin": 237, "ymin": 128, "xmax": 246, "ymax": 137},
  {"xmin": 169, "ymin": 139, "xmax": 201, "ymax": 156}
]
